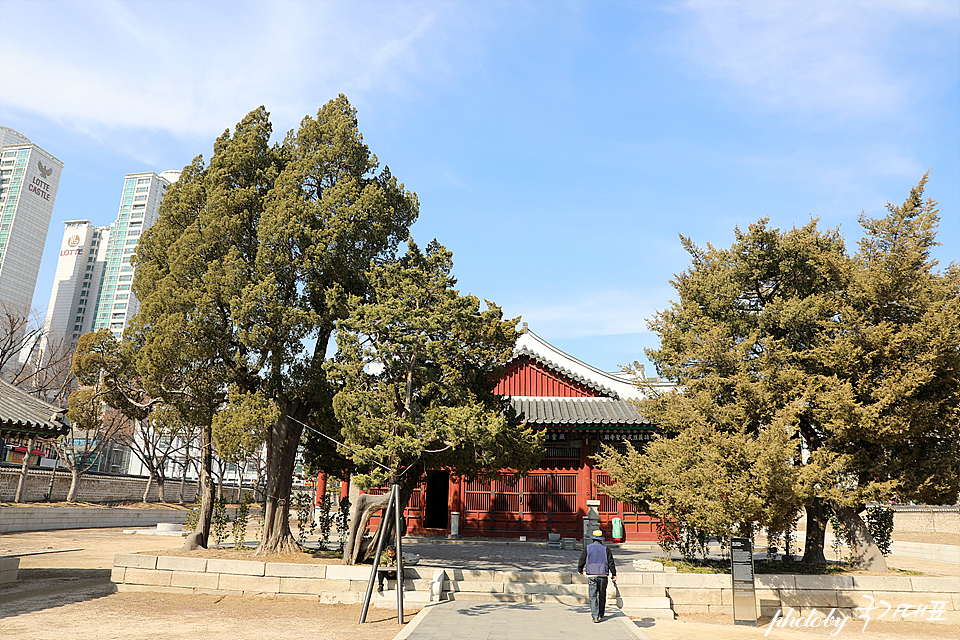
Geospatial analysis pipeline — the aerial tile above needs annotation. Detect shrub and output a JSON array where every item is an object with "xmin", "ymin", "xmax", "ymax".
[
  {"xmin": 211, "ymin": 496, "xmax": 229, "ymax": 547},
  {"xmin": 865, "ymin": 505, "xmax": 895, "ymax": 556},
  {"xmin": 232, "ymin": 491, "xmax": 253, "ymax": 550}
]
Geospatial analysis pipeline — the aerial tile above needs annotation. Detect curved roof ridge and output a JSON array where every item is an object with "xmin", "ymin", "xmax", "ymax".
[
  {"xmin": 511, "ymin": 345, "xmax": 620, "ymax": 398},
  {"xmin": 512, "ymin": 328, "xmax": 646, "ymax": 399}
]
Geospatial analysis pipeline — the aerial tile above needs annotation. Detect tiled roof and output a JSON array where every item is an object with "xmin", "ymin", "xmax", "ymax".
[
  {"xmin": 509, "ymin": 397, "xmax": 651, "ymax": 426},
  {"xmin": 510, "ymin": 347, "xmax": 621, "ymax": 399},
  {"xmin": 0, "ymin": 379, "xmax": 68, "ymax": 438}
]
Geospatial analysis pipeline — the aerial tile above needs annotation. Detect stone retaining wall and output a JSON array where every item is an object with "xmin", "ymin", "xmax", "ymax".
[
  {"xmin": 111, "ymin": 553, "xmax": 438, "ymax": 608},
  {"xmin": 0, "ymin": 506, "xmax": 189, "ymax": 533},
  {"xmin": 628, "ymin": 572, "xmax": 960, "ymax": 624},
  {"xmin": 890, "ymin": 540, "xmax": 960, "ymax": 564},
  {"xmin": 113, "ymin": 552, "xmax": 959, "ymax": 624},
  {"xmin": 893, "ymin": 506, "xmax": 960, "ymax": 535},
  {"xmin": 0, "ymin": 466, "xmax": 199, "ymax": 503},
  {"xmin": 0, "ymin": 557, "xmax": 18, "ymax": 583}
]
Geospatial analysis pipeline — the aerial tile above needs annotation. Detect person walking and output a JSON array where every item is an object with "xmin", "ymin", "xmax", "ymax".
[{"xmin": 577, "ymin": 529, "xmax": 617, "ymax": 622}]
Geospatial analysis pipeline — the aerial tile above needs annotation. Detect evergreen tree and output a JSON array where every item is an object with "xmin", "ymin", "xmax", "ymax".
[
  {"xmin": 328, "ymin": 240, "xmax": 543, "ymax": 563},
  {"xmin": 597, "ymin": 176, "xmax": 959, "ymax": 570},
  {"xmin": 131, "ymin": 96, "xmax": 418, "ymax": 553}
]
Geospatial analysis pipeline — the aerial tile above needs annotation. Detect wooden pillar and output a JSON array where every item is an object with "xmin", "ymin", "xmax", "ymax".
[
  {"xmin": 315, "ymin": 471, "xmax": 327, "ymax": 506},
  {"xmin": 449, "ymin": 474, "xmax": 461, "ymax": 513},
  {"xmin": 14, "ymin": 436, "xmax": 36, "ymax": 503},
  {"xmin": 576, "ymin": 431, "xmax": 593, "ymax": 538}
]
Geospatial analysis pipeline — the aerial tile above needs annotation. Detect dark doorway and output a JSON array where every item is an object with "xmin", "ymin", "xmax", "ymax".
[{"xmin": 424, "ymin": 470, "xmax": 449, "ymax": 529}]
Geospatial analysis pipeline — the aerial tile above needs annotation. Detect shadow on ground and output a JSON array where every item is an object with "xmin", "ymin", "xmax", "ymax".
[{"xmin": 0, "ymin": 568, "xmax": 114, "ymax": 618}]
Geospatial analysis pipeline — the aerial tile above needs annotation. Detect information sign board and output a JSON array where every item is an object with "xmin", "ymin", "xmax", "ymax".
[{"xmin": 730, "ymin": 537, "xmax": 758, "ymax": 626}]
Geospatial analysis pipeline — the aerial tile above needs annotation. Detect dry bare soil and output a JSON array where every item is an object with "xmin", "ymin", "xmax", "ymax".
[{"xmin": 0, "ymin": 528, "xmax": 413, "ymax": 640}]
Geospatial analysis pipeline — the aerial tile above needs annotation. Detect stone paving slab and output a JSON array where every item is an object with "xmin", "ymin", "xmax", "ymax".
[
  {"xmin": 400, "ymin": 537, "xmax": 661, "ymax": 573},
  {"xmin": 395, "ymin": 600, "xmax": 649, "ymax": 640}
]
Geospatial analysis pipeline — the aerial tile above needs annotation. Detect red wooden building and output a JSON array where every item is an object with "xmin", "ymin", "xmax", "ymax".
[{"xmin": 361, "ymin": 327, "xmax": 671, "ymax": 541}]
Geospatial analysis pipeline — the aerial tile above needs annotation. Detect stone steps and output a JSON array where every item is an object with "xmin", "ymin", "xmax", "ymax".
[
  {"xmin": 436, "ymin": 569, "xmax": 676, "ymax": 619},
  {"xmin": 445, "ymin": 592, "xmax": 590, "ymax": 605}
]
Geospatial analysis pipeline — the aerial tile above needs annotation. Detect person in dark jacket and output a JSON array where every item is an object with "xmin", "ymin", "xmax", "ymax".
[
  {"xmin": 377, "ymin": 545, "xmax": 397, "ymax": 592},
  {"xmin": 578, "ymin": 529, "xmax": 617, "ymax": 622}
]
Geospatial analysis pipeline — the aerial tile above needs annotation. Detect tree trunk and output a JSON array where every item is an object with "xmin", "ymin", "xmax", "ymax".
[
  {"xmin": 46, "ymin": 462, "xmax": 58, "ymax": 501},
  {"xmin": 343, "ymin": 492, "xmax": 392, "ymax": 565},
  {"xmin": 830, "ymin": 502, "xmax": 887, "ymax": 571},
  {"xmin": 182, "ymin": 424, "xmax": 214, "ymax": 550},
  {"xmin": 156, "ymin": 475, "xmax": 166, "ymax": 503},
  {"xmin": 66, "ymin": 466, "xmax": 81, "ymax": 502},
  {"xmin": 343, "ymin": 478, "xmax": 416, "ymax": 565},
  {"xmin": 142, "ymin": 471, "xmax": 154, "ymax": 502},
  {"xmin": 178, "ymin": 443, "xmax": 190, "ymax": 504},
  {"xmin": 801, "ymin": 497, "xmax": 828, "ymax": 564},
  {"xmin": 14, "ymin": 436, "xmax": 36, "ymax": 502},
  {"xmin": 256, "ymin": 412, "xmax": 304, "ymax": 555}
]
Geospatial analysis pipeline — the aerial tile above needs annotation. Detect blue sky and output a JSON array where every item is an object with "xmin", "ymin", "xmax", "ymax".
[{"xmin": 1, "ymin": 0, "xmax": 957, "ymax": 374}]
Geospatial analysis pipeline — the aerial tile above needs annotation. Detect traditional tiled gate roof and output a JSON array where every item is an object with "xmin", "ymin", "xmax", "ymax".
[
  {"xmin": 509, "ymin": 396, "xmax": 652, "ymax": 426},
  {"xmin": 497, "ymin": 327, "xmax": 673, "ymax": 428},
  {"xmin": 0, "ymin": 379, "xmax": 69, "ymax": 438}
]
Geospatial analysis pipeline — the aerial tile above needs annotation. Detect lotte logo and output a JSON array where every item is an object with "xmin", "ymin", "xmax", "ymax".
[{"xmin": 67, "ymin": 234, "xmax": 81, "ymax": 248}]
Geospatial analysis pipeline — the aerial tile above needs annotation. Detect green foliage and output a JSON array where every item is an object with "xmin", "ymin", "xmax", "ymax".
[
  {"xmin": 212, "ymin": 386, "xmax": 277, "ymax": 464},
  {"xmin": 211, "ymin": 496, "xmax": 229, "ymax": 547},
  {"xmin": 129, "ymin": 95, "xmax": 419, "ymax": 550},
  {"xmin": 315, "ymin": 490, "xmax": 335, "ymax": 549},
  {"xmin": 184, "ymin": 504, "xmax": 201, "ymax": 532},
  {"xmin": 232, "ymin": 491, "xmax": 253, "ymax": 550},
  {"xmin": 656, "ymin": 518, "xmax": 710, "ymax": 561},
  {"xmin": 293, "ymin": 492, "xmax": 316, "ymax": 544},
  {"xmin": 328, "ymin": 239, "xmax": 543, "ymax": 495},
  {"xmin": 335, "ymin": 496, "xmax": 351, "ymax": 553},
  {"xmin": 828, "ymin": 508, "xmax": 852, "ymax": 561},
  {"xmin": 598, "ymin": 175, "xmax": 959, "ymax": 562},
  {"xmin": 865, "ymin": 506, "xmax": 895, "ymax": 556}
]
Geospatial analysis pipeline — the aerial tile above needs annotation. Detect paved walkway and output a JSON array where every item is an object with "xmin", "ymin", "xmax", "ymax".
[
  {"xmin": 399, "ymin": 537, "xmax": 662, "ymax": 572},
  {"xmin": 396, "ymin": 601, "xmax": 646, "ymax": 640}
]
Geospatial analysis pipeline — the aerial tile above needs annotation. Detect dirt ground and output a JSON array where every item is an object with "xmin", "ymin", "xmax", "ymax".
[
  {"xmin": 1, "ymin": 526, "xmax": 956, "ymax": 640},
  {"xmin": 0, "ymin": 528, "xmax": 414, "ymax": 640}
]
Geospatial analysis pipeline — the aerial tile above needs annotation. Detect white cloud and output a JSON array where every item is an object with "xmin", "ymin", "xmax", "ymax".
[
  {"xmin": 676, "ymin": 0, "xmax": 955, "ymax": 119},
  {"xmin": 0, "ymin": 0, "xmax": 459, "ymax": 139}
]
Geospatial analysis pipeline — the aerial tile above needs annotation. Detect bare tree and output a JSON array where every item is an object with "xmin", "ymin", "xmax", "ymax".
[
  {"xmin": 118, "ymin": 407, "xmax": 188, "ymax": 503},
  {"xmin": 56, "ymin": 392, "xmax": 128, "ymax": 501},
  {"xmin": 0, "ymin": 300, "xmax": 42, "ymax": 378},
  {"xmin": 0, "ymin": 300, "xmax": 76, "ymax": 405}
]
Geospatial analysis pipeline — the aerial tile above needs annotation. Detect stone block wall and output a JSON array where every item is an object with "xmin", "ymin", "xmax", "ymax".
[
  {"xmin": 112, "ymin": 553, "xmax": 435, "ymax": 608},
  {"xmin": 0, "ymin": 557, "xmax": 18, "ymax": 583},
  {"xmin": 892, "ymin": 506, "xmax": 960, "ymax": 535},
  {"xmin": 0, "ymin": 466, "xmax": 199, "ymax": 503},
  {"xmin": 615, "ymin": 572, "xmax": 959, "ymax": 624},
  {"xmin": 0, "ymin": 506, "xmax": 189, "ymax": 533}
]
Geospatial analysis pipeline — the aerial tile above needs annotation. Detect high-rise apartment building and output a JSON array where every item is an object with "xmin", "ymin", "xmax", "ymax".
[
  {"xmin": 42, "ymin": 221, "xmax": 109, "ymax": 346},
  {"xmin": 91, "ymin": 170, "xmax": 179, "ymax": 339},
  {"xmin": 42, "ymin": 169, "xmax": 179, "ymax": 346},
  {"xmin": 0, "ymin": 126, "xmax": 63, "ymax": 315}
]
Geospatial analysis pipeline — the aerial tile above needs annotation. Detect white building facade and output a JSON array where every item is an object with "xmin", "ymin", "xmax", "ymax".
[
  {"xmin": 0, "ymin": 126, "xmax": 63, "ymax": 314},
  {"xmin": 42, "ymin": 221, "xmax": 109, "ymax": 347}
]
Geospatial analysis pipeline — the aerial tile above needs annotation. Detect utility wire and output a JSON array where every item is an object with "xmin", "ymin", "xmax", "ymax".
[{"xmin": 288, "ymin": 415, "xmax": 392, "ymax": 472}]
